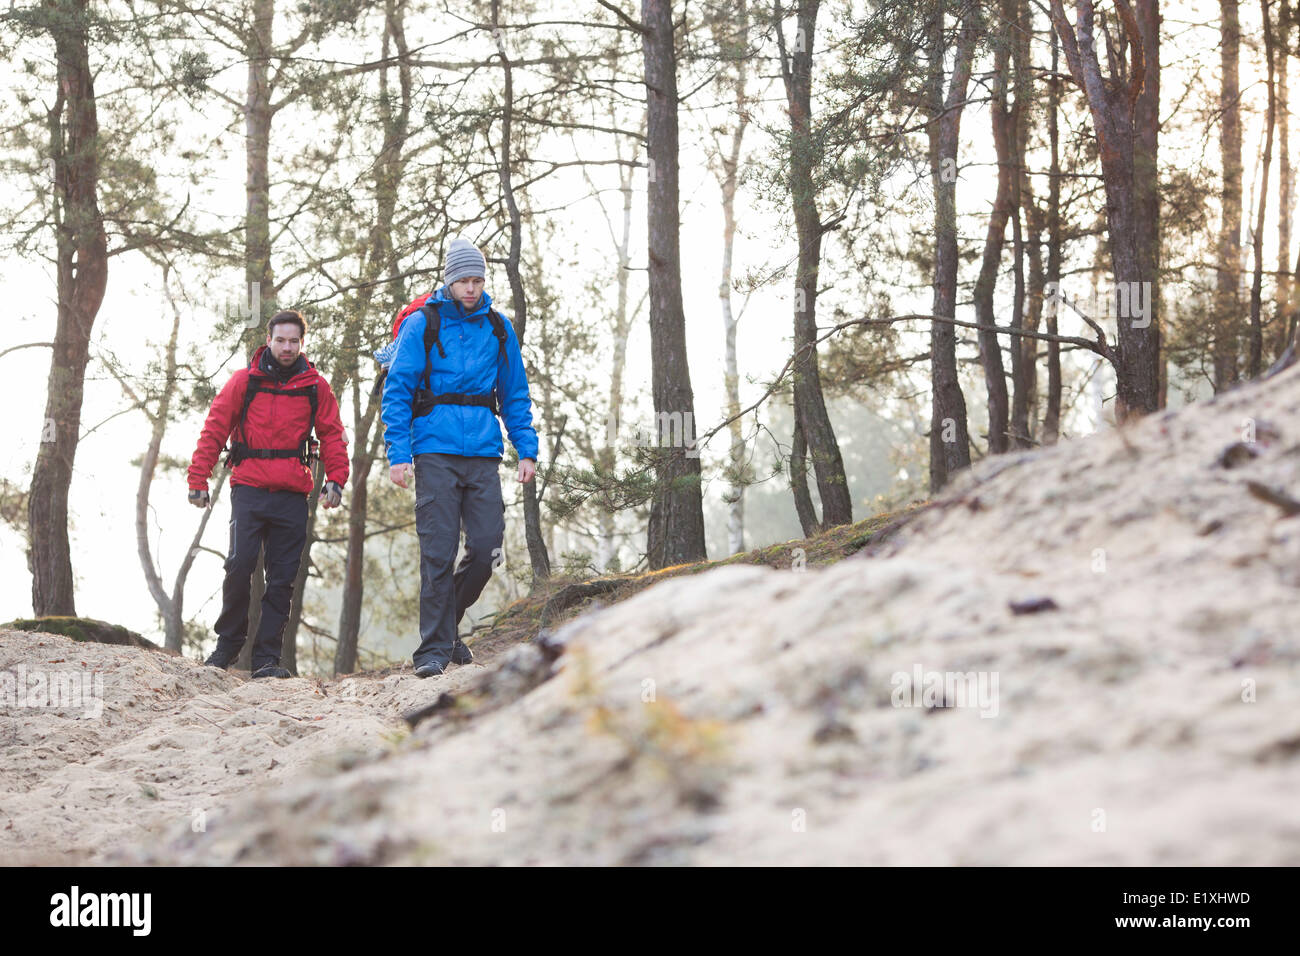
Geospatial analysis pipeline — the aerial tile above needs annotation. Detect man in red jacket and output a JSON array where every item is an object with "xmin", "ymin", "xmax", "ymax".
[{"xmin": 188, "ymin": 310, "xmax": 349, "ymax": 678}]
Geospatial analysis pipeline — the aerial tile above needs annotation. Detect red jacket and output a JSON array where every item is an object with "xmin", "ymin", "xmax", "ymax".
[{"xmin": 189, "ymin": 346, "xmax": 349, "ymax": 495}]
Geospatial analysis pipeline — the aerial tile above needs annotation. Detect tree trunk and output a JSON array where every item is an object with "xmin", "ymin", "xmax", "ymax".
[
  {"xmin": 136, "ymin": 292, "xmax": 183, "ymax": 648},
  {"xmin": 779, "ymin": 0, "xmax": 853, "ymax": 527},
  {"xmin": 334, "ymin": 0, "xmax": 410, "ymax": 674},
  {"xmin": 789, "ymin": 414, "xmax": 818, "ymax": 537},
  {"xmin": 642, "ymin": 0, "xmax": 707, "ymax": 568},
  {"xmin": 1008, "ymin": 200, "xmax": 1028, "ymax": 445},
  {"xmin": 236, "ymin": 0, "xmax": 278, "ymax": 657},
  {"xmin": 245, "ymin": 0, "xmax": 276, "ymax": 334},
  {"xmin": 1049, "ymin": 0, "xmax": 1162, "ymax": 418},
  {"xmin": 718, "ymin": 0, "xmax": 749, "ymax": 555},
  {"xmin": 1008, "ymin": 0, "xmax": 1036, "ymax": 448},
  {"xmin": 972, "ymin": 4, "xmax": 1013, "ymax": 455},
  {"xmin": 334, "ymin": 373, "xmax": 381, "ymax": 670},
  {"xmin": 1215, "ymin": 0, "xmax": 1243, "ymax": 390},
  {"xmin": 239, "ymin": 560, "xmax": 262, "ymax": 672},
  {"xmin": 1018, "ymin": 191, "xmax": 1045, "ymax": 448},
  {"xmin": 493, "ymin": 0, "xmax": 551, "ymax": 586},
  {"xmin": 1276, "ymin": 0, "xmax": 1293, "ymax": 361},
  {"xmin": 1134, "ymin": 0, "xmax": 1162, "ymax": 410},
  {"xmin": 170, "ymin": 479, "xmax": 223, "ymax": 655},
  {"xmin": 596, "ymin": 117, "xmax": 640, "ymax": 572},
  {"xmin": 29, "ymin": 0, "xmax": 110, "ymax": 616},
  {"xmin": 926, "ymin": 0, "xmax": 977, "ymax": 492},
  {"xmin": 1043, "ymin": 26, "xmax": 1063, "ymax": 444},
  {"xmin": 1249, "ymin": 0, "xmax": 1277, "ymax": 379}
]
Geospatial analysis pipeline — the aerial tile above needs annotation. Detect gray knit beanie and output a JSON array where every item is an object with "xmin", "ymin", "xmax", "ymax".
[{"xmin": 444, "ymin": 237, "xmax": 487, "ymax": 286}]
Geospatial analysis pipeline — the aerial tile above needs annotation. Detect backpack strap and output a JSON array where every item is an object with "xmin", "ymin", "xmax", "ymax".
[
  {"xmin": 417, "ymin": 305, "xmax": 506, "ymax": 383},
  {"xmin": 486, "ymin": 309, "xmax": 509, "ymax": 415},
  {"xmin": 302, "ymin": 383, "xmax": 318, "ymax": 441},
  {"xmin": 420, "ymin": 306, "xmax": 445, "ymax": 392},
  {"xmin": 301, "ymin": 382, "xmax": 319, "ymax": 467},
  {"xmin": 412, "ymin": 304, "xmax": 509, "ymax": 416},
  {"xmin": 225, "ymin": 377, "xmax": 319, "ymax": 468},
  {"xmin": 486, "ymin": 308, "xmax": 508, "ymax": 365},
  {"xmin": 233, "ymin": 375, "xmax": 264, "ymax": 448}
]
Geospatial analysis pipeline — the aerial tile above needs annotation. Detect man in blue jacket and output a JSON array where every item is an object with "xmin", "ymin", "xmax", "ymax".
[{"xmin": 382, "ymin": 238, "xmax": 538, "ymax": 677}]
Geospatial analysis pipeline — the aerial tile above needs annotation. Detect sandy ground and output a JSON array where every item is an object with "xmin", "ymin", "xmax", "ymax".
[{"xmin": 4, "ymin": 365, "xmax": 1300, "ymax": 865}]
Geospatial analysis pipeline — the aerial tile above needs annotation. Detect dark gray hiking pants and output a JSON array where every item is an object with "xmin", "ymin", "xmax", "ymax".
[
  {"xmin": 412, "ymin": 453, "xmax": 505, "ymax": 667},
  {"xmin": 212, "ymin": 485, "xmax": 308, "ymax": 671}
]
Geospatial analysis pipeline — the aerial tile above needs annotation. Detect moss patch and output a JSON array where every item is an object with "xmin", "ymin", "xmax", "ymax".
[{"xmin": 4, "ymin": 616, "xmax": 158, "ymax": 649}]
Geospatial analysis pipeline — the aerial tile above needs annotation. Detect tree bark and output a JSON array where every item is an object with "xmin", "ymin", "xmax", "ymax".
[
  {"xmin": 1008, "ymin": 0, "xmax": 1037, "ymax": 448},
  {"xmin": 1215, "ymin": 0, "xmax": 1244, "ymax": 390},
  {"xmin": 595, "ymin": 117, "xmax": 639, "ymax": 572},
  {"xmin": 135, "ymin": 287, "xmax": 185, "ymax": 650},
  {"xmin": 642, "ymin": 0, "xmax": 707, "ymax": 568},
  {"xmin": 493, "ymin": 0, "xmax": 551, "ymax": 587},
  {"xmin": 334, "ymin": 0, "xmax": 410, "ymax": 674},
  {"xmin": 29, "ymin": 0, "xmax": 110, "ymax": 616},
  {"xmin": 245, "ymin": 0, "xmax": 276, "ymax": 332},
  {"xmin": 926, "ymin": 0, "xmax": 977, "ymax": 492},
  {"xmin": 1043, "ymin": 24, "xmax": 1063, "ymax": 444},
  {"xmin": 1134, "ymin": 0, "xmax": 1162, "ymax": 409},
  {"xmin": 778, "ymin": 0, "xmax": 853, "ymax": 527},
  {"xmin": 717, "ymin": 0, "xmax": 749, "ymax": 554},
  {"xmin": 1249, "ymin": 0, "xmax": 1277, "ymax": 379},
  {"xmin": 1049, "ymin": 0, "xmax": 1162, "ymax": 418},
  {"xmin": 335, "ymin": 392, "xmax": 382, "ymax": 674},
  {"xmin": 237, "ymin": 558, "xmax": 261, "ymax": 672},
  {"xmin": 237, "ymin": 0, "xmax": 278, "ymax": 658},
  {"xmin": 789, "ymin": 414, "xmax": 818, "ymax": 537},
  {"xmin": 1276, "ymin": 0, "xmax": 1293, "ymax": 361},
  {"xmin": 972, "ymin": 2, "xmax": 1013, "ymax": 455}
]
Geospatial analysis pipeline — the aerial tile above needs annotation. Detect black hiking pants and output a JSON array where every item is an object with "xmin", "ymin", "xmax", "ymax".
[
  {"xmin": 412, "ymin": 453, "xmax": 505, "ymax": 668},
  {"xmin": 211, "ymin": 485, "xmax": 308, "ymax": 671}
]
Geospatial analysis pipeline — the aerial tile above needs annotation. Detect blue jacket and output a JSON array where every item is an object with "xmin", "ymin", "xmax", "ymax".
[{"xmin": 381, "ymin": 287, "xmax": 539, "ymax": 464}]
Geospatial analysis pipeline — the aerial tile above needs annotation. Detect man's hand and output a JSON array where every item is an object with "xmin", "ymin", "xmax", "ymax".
[
  {"xmin": 188, "ymin": 488, "xmax": 210, "ymax": 509},
  {"xmin": 518, "ymin": 458, "xmax": 536, "ymax": 483},
  {"xmin": 389, "ymin": 463, "xmax": 414, "ymax": 488},
  {"xmin": 319, "ymin": 479, "xmax": 343, "ymax": 509}
]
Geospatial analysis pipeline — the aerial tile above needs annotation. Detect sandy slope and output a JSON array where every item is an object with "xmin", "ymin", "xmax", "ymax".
[{"xmin": 4, "ymin": 366, "xmax": 1300, "ymax": 865}]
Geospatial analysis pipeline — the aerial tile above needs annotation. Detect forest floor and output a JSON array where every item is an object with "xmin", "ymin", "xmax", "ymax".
[{"xmin": 4, "ymin": 364, "xmax": 1300, "ymax": 864}]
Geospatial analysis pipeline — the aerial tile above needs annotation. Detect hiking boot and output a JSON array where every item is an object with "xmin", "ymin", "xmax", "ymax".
[
  {"xmin": 252, "ymin": 665, "xmax": 293, "ymax": 679},
  {"xmin": 414, "ymin": 661, "xmax": 446, "ymax": 678},
  {"xmin": 204, "ymin": 645, "xmax": 240, "ymax": 669},
  {"xmin": 450, "ymin": 639, "xmax": 474, "ymax": 665}
]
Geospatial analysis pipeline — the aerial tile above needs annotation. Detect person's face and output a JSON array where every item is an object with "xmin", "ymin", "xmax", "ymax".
[
  {"xmin": 266, "ymin": 324, "xmax": 302, "ymax": 366},
  {"xmin": 449, "ymin": 276, "xmax": 484, "ymax": 308}
]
